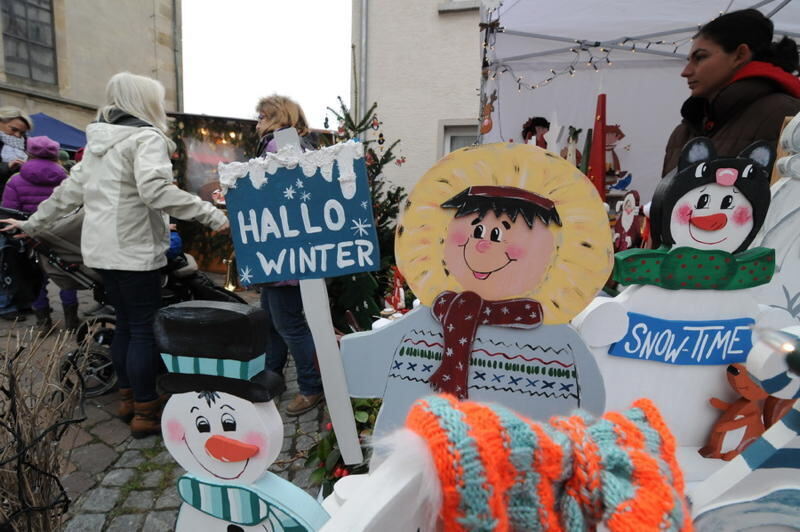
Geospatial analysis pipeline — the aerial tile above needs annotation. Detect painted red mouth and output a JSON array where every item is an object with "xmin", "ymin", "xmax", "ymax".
[
  {"xmin": 688, "ymin": 221, "xmax": 727, "ymax": 246},
  {"xmin": 461, "ymin": 242, "xmax": 515, "ymax": 280},
  {"xmin": 183, "ymin": 436, "xmax": 249, "ymax": 480}
]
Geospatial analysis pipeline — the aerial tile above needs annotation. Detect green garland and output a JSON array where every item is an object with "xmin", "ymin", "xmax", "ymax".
[{"xmin": 613, "ymin": 246, "xmax": 775, "ymax": 290}]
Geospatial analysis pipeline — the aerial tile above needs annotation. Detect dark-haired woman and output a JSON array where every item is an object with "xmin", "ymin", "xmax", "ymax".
[{"xmin": 663, "ymin": 8, "xmax": 800, "ymax": 175}]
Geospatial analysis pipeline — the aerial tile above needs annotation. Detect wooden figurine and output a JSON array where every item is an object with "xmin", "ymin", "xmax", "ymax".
[
  {"xmin": 156, "ymin": 301, "xmax": 329, "ymax": 531},
  {"xmin": 612, "ymin": 190, "xmax": 645, "ymax": 252},
  {"xmin": 479, "ymin": 91, "xmax": 497, "ymax": 135},
  {"xmin": 573, "ymin": 138, "xmax": 795, "ymax": 481},
  {"xmin": 340, "ymin": 143, "xmax": 613, "ymax": 439},
  {"xmin": 699, "ymin": 363, "xmax": 768, "ymax": 461},
  {"xmin": 690, "ymin": 325, "xmax": 800, "ymax": 522}
]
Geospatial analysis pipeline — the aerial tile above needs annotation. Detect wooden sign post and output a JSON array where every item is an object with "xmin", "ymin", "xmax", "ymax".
[{"xmin": 219, "ymin": 133, "xmax": 378, "ymax": 464}]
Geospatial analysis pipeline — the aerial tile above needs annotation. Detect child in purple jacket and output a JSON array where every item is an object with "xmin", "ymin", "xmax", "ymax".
[{"xmin": 2, "ymin": 136, "xmax": 79, "ymax": 331}]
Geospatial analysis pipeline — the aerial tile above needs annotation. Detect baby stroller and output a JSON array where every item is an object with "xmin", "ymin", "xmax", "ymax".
[{"xmin": 0, "ymin": 207, "xmax": 246, "ymax": 397}]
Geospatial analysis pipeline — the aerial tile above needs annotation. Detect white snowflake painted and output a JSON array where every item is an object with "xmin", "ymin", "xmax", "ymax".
[
  {"xmin": 300, "ymin": 191, "xmax": 311, "ymax": 202},
  {"xmin": 283, "ymin": 186, "xmax": 296, "ymax": 200},
  {"xmin": 350, "ymin": 218, "xmax": 373, "ymax": 237},
  {"xmin": 239, "ymin": 266, "xmax": 254, "ymax": 285}
]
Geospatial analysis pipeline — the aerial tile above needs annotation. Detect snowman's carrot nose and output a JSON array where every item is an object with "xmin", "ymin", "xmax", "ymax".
[
  {"xmin": 205, "ymin": 435, "xmax": 260, "ymax": 462},
  {"xmin": 690, "ymin": 213, "xmax": 728, "ymax": 231}
]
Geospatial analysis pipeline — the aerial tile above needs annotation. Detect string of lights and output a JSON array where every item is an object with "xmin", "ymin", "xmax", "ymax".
[{"xmin": 481, "ymin": 22, "xmax": 695, "ymax": 92}]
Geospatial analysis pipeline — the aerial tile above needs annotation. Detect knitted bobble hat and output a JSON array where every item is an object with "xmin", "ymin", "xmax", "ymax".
[
  {"xmin": 26, "ymin": 136, "xmax": 60, "ymax": 160},
  {"xmin": 405, "ymin": 395, "xmax": 691, "ymax": 532}
]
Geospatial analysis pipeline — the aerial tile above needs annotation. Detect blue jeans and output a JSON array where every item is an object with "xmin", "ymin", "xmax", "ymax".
[
  {"xmin": 96, "ymin": 269, "xmax": 161, "ymax": 402},
  {"xmin": 260, "ymin": 285, "xmax": 322, "ymax": 396}
]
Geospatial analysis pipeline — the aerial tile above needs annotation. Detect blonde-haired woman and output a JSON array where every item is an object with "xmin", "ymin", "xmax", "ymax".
[
  {"xmin": 0, "ymin": 106, "xmax": 33, "ymax": 186},
  {"xmin": 2, "ymin": 72, "xmax": 229, "ymax": 437},
  {"xmin": 254, "ymin": 95, "xmax": 324, "ymax": 416}
]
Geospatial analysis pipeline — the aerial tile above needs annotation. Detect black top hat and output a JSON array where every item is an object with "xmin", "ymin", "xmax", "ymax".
[{"xmin": 155, "ymin": 301, "xmax": 285, "ymax": 402}]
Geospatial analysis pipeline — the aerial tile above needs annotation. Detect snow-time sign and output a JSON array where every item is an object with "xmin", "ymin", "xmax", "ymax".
[{"xmin": 218, "ymin": 140, "xmax": 380, "ymax": 285}]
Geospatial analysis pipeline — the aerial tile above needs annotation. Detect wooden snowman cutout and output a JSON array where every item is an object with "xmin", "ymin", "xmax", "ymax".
[
  {"xmin": 340, "ymin": 143, "xmax": 613, "ymax": 439},
  {"xmin": 156, "ymin": 301, "xmax": 329, "ymax": 531},
  {"xmin": 574, "ymin": 138, "xmax": 795, "ymax": 480}
]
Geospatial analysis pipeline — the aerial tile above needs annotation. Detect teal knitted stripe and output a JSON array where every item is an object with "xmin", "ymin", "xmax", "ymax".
[
  {"xmin": 623, "ymin": 406, "xmax": 684, "ymax": 529},
  {"xmin": 543, "ymin": 421, "xmax": 586, "ymax": 531},
  {"xmin": 424, "ymin": 396, "xmax": 496, "ymax": 531},
  {"xmin": 490, "ymin": 403, "xmax": 542, "ymax": 532},
  {"xmin": 586, "ymin": 417, "xmax": 636, "ymax": 521}
]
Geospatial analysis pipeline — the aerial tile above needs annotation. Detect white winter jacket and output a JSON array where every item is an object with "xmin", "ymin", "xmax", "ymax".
[{"xmin": 22, "ymin": 121, "xmax": 228, "ymax": 271}]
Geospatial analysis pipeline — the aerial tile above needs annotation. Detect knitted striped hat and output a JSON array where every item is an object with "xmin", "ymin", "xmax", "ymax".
[{"xmin": 405, "ymin": 395, "xmax": 691, "ymax": 532}]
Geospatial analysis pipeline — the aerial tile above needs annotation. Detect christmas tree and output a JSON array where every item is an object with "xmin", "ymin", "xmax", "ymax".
[{"xmin": 325, "ymin": 98, "xmax": 407, "ymax": 331}]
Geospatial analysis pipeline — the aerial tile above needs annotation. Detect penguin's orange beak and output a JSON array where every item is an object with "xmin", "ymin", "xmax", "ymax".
[{"xmin": 205, "ymin": 435, "xmax": 260, "ymax": 462}]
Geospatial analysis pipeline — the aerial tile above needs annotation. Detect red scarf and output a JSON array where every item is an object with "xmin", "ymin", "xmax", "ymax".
[
  {"xmin": 428, "ymin": 291, "xmax": 543, "ymax": 399},
  {"xmin": 728, "ymin": 60, "xmax": 800, "ymax": 98}
]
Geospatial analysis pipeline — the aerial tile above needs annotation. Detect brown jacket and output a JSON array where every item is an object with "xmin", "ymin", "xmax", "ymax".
[{"xmin": 663, "ymin": 77, "xmax": 800, "ymax": 176}]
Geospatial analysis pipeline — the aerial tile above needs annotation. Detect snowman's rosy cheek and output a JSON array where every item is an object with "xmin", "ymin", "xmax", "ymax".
[
  {"xmin": 166, "ymin": 419, "xmax": 185, "ymax": 443},
  {"xmin": 674, "ymin": 203, "xmax": 692, "ymax": 224},
  {"xmin": 243, "ymin": 431, "xmax": 267, "ymax": 455},
  {"xmin": 732, "ymin": 206, "xmax": 752, "ymax": 226}
]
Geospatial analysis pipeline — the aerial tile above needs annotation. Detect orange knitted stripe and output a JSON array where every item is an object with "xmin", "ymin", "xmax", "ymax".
[
  {"xmin": 406, "ymin": 397, "xmax": 466, "ymax": 531},
  {"xmin": 551, "ymin": 416, "xmax": 604, "ymax": 523},
  {"xmin": 459, "ymin": 401, "xmax": 515, "ymax": 532},
  {"xmin": 604, "ymin": 411, "xmax": 674, "ymax": 532},
  {"xmin": 632, "ymin": 399, "xmax": 692, "ymax": 532},
  {"xmin": 528, "ymin": 422, "xmax": 565, "ymax": 532}
]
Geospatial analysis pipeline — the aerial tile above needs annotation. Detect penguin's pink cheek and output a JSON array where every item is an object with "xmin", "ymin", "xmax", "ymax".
[
  {"xmin": 733, "ymin": 206, "xmax": 752, "ymax": 226},
  {"xmin": 674, "ymin": 203, "xmax": 692, "ymax": 224},
  {"xmin": 244, "ymin": 432, "xmax": 267, "ymax": 455},
  {"xmin": 166, "ymin": 419, "xmax": 185, "ymax": 443}
]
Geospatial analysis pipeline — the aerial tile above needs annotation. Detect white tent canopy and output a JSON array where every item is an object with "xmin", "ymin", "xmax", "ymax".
[{"xmin": 480, "ymin": 0, "xmax": 800, "ymax": 201}]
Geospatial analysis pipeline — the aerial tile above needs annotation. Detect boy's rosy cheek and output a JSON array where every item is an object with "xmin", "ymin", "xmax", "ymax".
[
  {"xmin": 673, "ymin": 203, "xmax": 692, "ymax": 224},
  {"xmin": 166, "ymin": 419, "xmax": 185, "ymax": 443},
  {"xmin": 732, "ymin": 206, "xmax": 752, "ymax": 226},
  {"xmin": 447, "ymin": 228, "xmax": 468, "ymax": 246},
  {"xmin": 506, "ymin": 244, "xmax": 527, "ymax": 260}
]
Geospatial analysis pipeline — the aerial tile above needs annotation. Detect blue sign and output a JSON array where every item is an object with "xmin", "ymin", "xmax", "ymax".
[
  {"xmin": 609, "ymin": 312, "xmax": 754, "ymax": 365},
  {"xmin": 223, "ymin": 143, "xmax": 380, "ymax": 285}
]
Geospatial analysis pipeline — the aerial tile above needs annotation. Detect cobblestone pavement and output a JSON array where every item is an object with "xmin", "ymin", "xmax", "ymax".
[{"xmin": 0, "ymin": 274, "xmax": 329, "ymax": 531}]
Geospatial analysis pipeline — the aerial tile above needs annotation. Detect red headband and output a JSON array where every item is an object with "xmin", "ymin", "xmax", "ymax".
[{"xmin": 466, "ymin": 186, "xmax": 555, "ymax": 210}]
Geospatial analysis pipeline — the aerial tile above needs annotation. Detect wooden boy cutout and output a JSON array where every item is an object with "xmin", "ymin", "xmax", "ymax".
[{"xmin": 340, "ymin": 143, "xmax": 613, "ymax": 439}]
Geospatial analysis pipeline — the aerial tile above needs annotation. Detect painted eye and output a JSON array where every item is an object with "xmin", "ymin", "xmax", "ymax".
[
  {"xmin": 720, "ymin": 195, "xmax": 734, "ymax": 209},
  {"xmin": 489, "ymin": 227, "xmax": 502, "ymax": 242},
  {"xmin": 694, "ymin": 163, "xmax": 706, "ymax": 178},
  {"xmin": 221, "ymin": 413, "xmax": 237, "ymax": 432},
  {"xmin": 695, "ymin": 193, "xmax": 710, "ymax": 209},
  {"xmin": 472, "ymin": 225, "xmax": 485, "ymax": 239},
  {"xmin": 195, "ymin": 416, "xmax": 211, "ymax": 433},
  {"xmin": 742, "ymin": 164, "xmax": 753, "ymax": 178}
]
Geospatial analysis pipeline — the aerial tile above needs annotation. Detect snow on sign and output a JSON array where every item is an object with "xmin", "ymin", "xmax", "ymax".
[{"xmin": 218, "ymin": 140, "xmax": 380, "ymax": 285}]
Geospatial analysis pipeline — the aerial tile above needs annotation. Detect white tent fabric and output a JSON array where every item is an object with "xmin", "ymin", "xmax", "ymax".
[{"xmin": 480, "ymin": 0, "xmax": 800, "ymax": 201}]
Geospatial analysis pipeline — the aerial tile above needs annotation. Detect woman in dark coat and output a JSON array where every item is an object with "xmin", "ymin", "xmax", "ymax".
[{"xmin": 663, "ymin": 9, "xmax": 800, "ymax": 176}]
